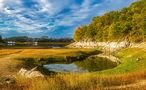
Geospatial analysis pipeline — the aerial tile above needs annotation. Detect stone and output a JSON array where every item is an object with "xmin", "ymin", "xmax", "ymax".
[
  {"xmin": 17, "ymin": 67, "xmax": 44, "ymax": 78},
  {"xmin": 68, "ymin": 41, "xmax": 131, "ymax": 52}
]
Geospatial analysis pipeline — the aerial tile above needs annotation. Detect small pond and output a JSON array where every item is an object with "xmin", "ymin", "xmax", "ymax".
[{"xmin": 43, "ymin": 56, "xmax": 117, "ymax": 73}]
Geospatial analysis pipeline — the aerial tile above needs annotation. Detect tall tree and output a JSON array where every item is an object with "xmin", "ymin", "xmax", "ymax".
[{"xmin": 74, "ymin": 0, "xmax": 146, "ymax": 42}]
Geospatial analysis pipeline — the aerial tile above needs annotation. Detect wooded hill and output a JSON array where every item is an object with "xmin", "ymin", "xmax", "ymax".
[{"xmin": 74, "ymin": 0, "xmax": 146, "ymax": 42}]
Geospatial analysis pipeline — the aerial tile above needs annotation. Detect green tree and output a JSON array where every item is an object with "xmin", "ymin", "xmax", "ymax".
[{"xmin": 73, "ymin": 0, "xmax": 146, "ymax": 42}]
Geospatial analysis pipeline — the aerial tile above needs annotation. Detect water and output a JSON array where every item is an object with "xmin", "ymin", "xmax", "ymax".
[
  {"xmin": 44, "ymin": 63, "xmax": 87, "ymax": 73},
  {"xmin": 44, "ymin": 56, "xmax": 117, "ymax": 73}
]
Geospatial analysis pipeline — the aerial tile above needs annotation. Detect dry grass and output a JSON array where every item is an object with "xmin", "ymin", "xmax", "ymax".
[
  {"xmin": 0, "ymin": 48, "xmax": 96, "ymax": 59},
  {"xmin": 0, "ymin": 49, "xmax": 22, "ymax": 57},
  {"xmin": 1, "ymin": 48, "xmax": 146, "ymax": 90},
  {"xmin": 15, "ymin": 48, "xmax": 95, "ymax": 58},
  {"xmin": 12, "ymin": 47, "xmax": 146, "ymax": 90},
  {"xmin": 0, "ymin": 48, "xmax": 97, "ymax": 63},
  {"xmin": 12, "ymin": 70, "xmax": 146, "ymax": 90}
]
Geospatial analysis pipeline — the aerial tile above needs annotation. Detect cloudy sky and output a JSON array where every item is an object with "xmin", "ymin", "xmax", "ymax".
[{"xmin": 0, "ymin": 0, "xmax": 135, "ymax": 38}]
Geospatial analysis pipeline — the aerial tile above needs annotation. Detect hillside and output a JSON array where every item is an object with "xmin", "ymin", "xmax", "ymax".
[{"xmin": 74, "ymin": 0, "xmax": 146, "ymax": 42}]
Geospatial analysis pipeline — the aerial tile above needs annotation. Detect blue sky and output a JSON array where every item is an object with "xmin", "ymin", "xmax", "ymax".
[{"xmin": 0, "ymin": 0, "xmax": 135, "ymax": 38}]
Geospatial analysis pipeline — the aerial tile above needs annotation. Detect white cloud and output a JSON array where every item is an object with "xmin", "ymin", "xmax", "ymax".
[
  {"xmin": 0, "ymin": 0, "xmax": 4, "ymax": 10},
  {"xmin": 38, "ymin": 0, "xmax": 53, "ymax": 12},
  {"xmin": 0, "ymin": 0, "xmax": 136, "ymax": 37},
  {"xmin": 36, "ymin": 0, "xmax": 74, "ymax": 16},
  {"xmin": 55, "ymin": 0, "xmax": 98, "ymax": 26}
]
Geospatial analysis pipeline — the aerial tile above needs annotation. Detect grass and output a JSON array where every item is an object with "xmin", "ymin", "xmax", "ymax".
[
  {"xmin": 0, "ymin": 49, "xmax": 22, "ymax": 57},
  {"xmin": 75, "ymin": 56, "xmax": 117, "ymax": 72},
  {"xmin": 97, "ymin": 47, "xmax": 146, "ymax": 75},
  {"xmin": 1, "ymin": 47, "xmax": 146, "ymax": 90},
  {"xmin": 16, "ymin": 48, "xmax": 96, "ymax": 57},
  {"xmin": 12, "ymin": 49, "xmax": 100, "ymax": 66},
  {"xmin": 0, "ymin": 48, "xmax": 98, "ymax": 58},
  {"xmin": 0, "ymin": 48, "xmax": 99, "ymax": 75},
  {"xmin": 16, "ymin": 47, "xmax": 146, "ymax": 90},
  {"xmin": 2, "ymin": 70, "xmax": 146, "ymax": 90}
]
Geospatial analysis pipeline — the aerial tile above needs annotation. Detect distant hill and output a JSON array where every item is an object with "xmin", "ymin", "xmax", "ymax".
[{"xmin": 74, "ymin": 0, "xmax": 146, "ymax": 42}]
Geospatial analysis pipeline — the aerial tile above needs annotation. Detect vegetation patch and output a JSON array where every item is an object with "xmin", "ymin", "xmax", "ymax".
[
  {"xmin": 9, "ymin": 70, "xmax": 146, "ymax": 90},
  {"xmin": 74, "ymin": 0, "xmax": 146, "ymax": 42},
  {"xmin": 75, "ymin": 56, "xmax": 117, "ymax": 72},
  {"xmin": 15, "ymin": 49, "xmax": 100, "ymax": 64},
  {"xmin": 97, "ymin": 48, "xmax": 146, "ymax": 74}
]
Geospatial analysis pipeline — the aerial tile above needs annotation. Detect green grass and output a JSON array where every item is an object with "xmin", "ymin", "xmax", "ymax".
[
  {"xmin": 75, "ymin": 56, "xmax": 117, "ymax": 72},
  {"xmin": 97, "ymin": 48, "xmax": 146, "ymax": 75}
]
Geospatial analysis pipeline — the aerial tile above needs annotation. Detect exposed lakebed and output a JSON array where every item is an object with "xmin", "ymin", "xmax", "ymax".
[{"xmin": 43, "ymin": 56, "xmax": 117, "ymax": 73}]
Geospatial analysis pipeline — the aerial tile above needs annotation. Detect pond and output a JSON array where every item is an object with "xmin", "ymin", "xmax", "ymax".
[{"xmin": 43, "ymin": 56, "xmax": 117, "ymax": 73}]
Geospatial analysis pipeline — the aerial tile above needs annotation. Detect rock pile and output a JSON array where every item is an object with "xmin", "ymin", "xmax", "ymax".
[{"xmin": 69, "ymin": 41, "xmax": 131, "ymax": 52}]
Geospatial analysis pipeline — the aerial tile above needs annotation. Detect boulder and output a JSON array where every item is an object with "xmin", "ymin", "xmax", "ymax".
[{"xmin": 17, "ymin": 67, "xmax": 44, "ymax": 78}]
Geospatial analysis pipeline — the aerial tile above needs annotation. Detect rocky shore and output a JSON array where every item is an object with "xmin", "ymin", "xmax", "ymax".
[{"xmin": 69, "ymin": 41, "xmax": 131, "ymax": 52}]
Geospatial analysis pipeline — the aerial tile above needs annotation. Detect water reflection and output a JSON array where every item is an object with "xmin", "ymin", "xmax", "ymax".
[
  {"xmin": 44, "ymin": 63, "xmax": 87, "ymax": 73},
  {"xmin": 44, "ymin": 56, "xmax": 117, "ymax": 73}
]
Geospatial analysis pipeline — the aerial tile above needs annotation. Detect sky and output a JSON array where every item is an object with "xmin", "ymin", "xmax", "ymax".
[{"xmin": 0, "ymin": 0, "xmax": 135, "ymax": 38}]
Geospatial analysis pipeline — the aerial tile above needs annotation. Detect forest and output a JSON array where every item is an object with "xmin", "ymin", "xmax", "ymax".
[{"xmin": 74, "ymin": 0, "xmax": 146, "ymax": 42}]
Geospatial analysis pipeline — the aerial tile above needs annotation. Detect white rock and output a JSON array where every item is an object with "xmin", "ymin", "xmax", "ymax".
[
  {"xmin": 17, "ymin": 67, "xmax": 44, "ymax": 78},
  {"xmin": 68, "ymin": 41, "xmax": 131, "ymax": 52}
]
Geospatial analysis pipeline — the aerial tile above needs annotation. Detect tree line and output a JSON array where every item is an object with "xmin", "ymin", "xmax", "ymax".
[
  {"xmin": 0, "ymin": 35, "xmax": 73, "ymax": 43},
  {"xmin": 74, "ymin": 0, "xmax": 146, "ymax": 42}
]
